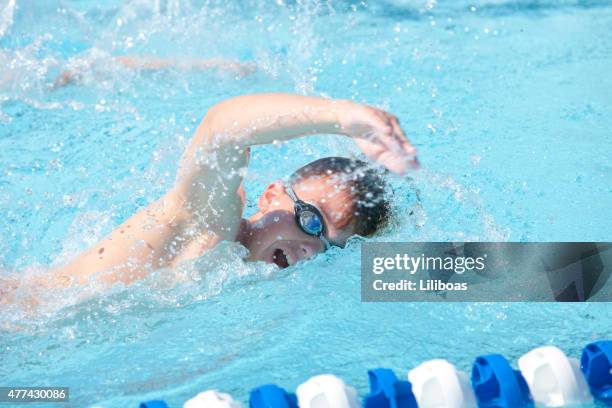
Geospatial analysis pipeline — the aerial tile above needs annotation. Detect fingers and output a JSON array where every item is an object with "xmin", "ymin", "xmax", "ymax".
[
  {"xmin": 372, "ymin": 115, "xmax": 407, "ymax": 154},
  {"xmin": 356, "ymin": 137, "xmax": 416, "ymax": 175},
  {"xmin": 355, "ymin": 106, "xmax": 420, "ymax": 174},
  {"xmin": 389, "ymin": 115, "xmax": 416, "ymax": 156},
  {"xmin": 377, "ymin": 151, "xmax": 413, "ymax": 175},
  {"xmin": 376, "ymin": 112, "xmax": 419, "ymax": 174}
]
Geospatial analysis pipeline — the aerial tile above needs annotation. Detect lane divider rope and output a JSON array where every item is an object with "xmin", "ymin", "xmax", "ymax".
[{"xmin": 139, "ymin": 339, "xmax": 611, "ymax": 408}]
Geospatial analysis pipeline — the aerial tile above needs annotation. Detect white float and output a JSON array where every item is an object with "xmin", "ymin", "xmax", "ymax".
[
  {"xmin": 518, "ymin": 345, "xmax": 592, "ymax": 407},
  {"xmin": 407, "ymin": 359, "xmax": 477, "ymax": 408},
  {"xmin": 183, "ymin": 390, "xmax": 243, "ymax": 408},
  {"xmin": 296, "ymin": 374, "xmax": 360, "ymax": 408}
]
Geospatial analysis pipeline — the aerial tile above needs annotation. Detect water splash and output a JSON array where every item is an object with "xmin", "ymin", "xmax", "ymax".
[
  {"xmin": 0, "ymin": 241, "xmax": 278, "ymax": 333},
  {"xmin": 0, "ymin": 0, "xmax": 16, "ymax": 38}
]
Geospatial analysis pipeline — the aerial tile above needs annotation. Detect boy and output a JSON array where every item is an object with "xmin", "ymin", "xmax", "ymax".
[{"xmin": 53, "ymin": 93, "xmax": 417, "ymax": 285}]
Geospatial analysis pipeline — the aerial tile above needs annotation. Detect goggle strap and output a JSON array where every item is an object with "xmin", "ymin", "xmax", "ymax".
[
  {"xmin": 285, "ymin": 185, "xmax": 299, "ymax": 202},
  {"xmin": 320, "ymin": 235, "xmax": 331, "ymax": 250}
]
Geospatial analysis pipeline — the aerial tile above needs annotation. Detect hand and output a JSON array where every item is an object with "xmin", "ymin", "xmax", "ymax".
[
  {"xmin": 190, "ymin": 59, "xmax": 257, "ymax": 77},
  {"xmin": 52, "ymin": 70, "xmax": 81, "ymax": 89},
  {"xmin": 220, "ymin": 61, "xmax": 258, "ymax": 77},
  {"xmin": 338, "ymin": 102, "xmax": 418, "ymax": 174}
]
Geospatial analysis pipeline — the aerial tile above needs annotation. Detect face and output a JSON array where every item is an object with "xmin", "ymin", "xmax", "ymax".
[{"xmin": 245, "ymin": 177, "xmax": 356, "ymax": 268}]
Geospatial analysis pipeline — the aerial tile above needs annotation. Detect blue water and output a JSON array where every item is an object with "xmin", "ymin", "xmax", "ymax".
[{"xmin": 0, "ymin": 0, "xmax": 610, "ymax": 406}]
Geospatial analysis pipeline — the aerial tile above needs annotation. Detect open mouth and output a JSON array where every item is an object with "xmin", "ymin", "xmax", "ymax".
[{"xmin": 272, "ymin": 248, "xmax": 290, "ymax": 268}]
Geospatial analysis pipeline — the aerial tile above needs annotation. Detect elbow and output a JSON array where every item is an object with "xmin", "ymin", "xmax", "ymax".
[
  {"xmin": 202, "ymin": 95, "xmax": 249, "ymax": 135},
  {"xmin": 202, "ymin": 97, "xmax": 235, "ymax": 131},
  {"xmin": 195, "ymin": 100, "xmax": 235, "ymax": 150},
  {"xmin": 202, "ymin": 101, "xmax": 222, "ymax": 128}
]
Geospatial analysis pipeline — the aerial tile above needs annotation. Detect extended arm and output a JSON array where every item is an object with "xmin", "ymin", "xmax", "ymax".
[
  {"xmin": 53, "ymin": 55, "xmax": 255, "ymax": 88},
  {"xmin": 114, "ymin": 55, "xmax": 256, "ymax": 75}
]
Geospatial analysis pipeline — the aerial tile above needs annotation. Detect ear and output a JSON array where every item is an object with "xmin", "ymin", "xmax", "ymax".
[{"xmin": 258, "ymin": 181, "xmax": 285, "ymax": 213}]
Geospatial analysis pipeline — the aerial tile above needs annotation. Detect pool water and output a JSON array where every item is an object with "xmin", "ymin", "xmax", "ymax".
[{"xmin": 0, "ymin": 0, "xmax": 610, "ymax": 406}]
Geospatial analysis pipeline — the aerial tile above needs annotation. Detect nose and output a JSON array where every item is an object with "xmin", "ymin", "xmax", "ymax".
[{"xmin": 299, "ymin": 241, "xmax": 322, "ymax": 260}]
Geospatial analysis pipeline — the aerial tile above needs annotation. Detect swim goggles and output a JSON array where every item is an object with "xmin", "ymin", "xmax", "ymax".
[{"xmin": 285, "ymin": 185, "xmax": 332, "ymax": 250}]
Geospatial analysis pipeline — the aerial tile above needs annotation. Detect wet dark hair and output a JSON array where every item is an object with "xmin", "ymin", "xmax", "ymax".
[{"xmin": 289, "ymin": 157, "xmax": 390, "ymax": 237}]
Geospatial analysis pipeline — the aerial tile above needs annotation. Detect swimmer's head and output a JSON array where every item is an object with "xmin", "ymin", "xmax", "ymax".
[{"xmin": 244, "ymin": 157, "xmax": 390, "ymax": 268}]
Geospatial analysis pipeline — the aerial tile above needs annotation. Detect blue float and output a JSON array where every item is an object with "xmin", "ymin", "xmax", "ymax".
[
  {"xmin": 581, "ymin": 340, "xmax": 612, "ymax": 405},
  {"xmin": 139, "ymin": 400, "xmax": 169, "ymax": 408},
  {"xmin": 363, "ymin": 368, "xmax": 418, "ymax": 408},
  {"xmin": 471, "ymin": 354, "xmax": 533, "ymax": 407},
  {"xmin": 249, "ymin": 384, "xmax": 298, "ymax": 408}
]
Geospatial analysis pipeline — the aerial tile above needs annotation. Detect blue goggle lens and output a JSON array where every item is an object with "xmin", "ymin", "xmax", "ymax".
[{"xmin": 299, "ymin": 210, "xmax": 323, "ymax": 236}]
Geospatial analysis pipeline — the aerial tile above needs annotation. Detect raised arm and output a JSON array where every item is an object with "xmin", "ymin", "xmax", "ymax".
[
  {"xmin": 178, "ymin": 93, "xmax": 416, "ymax": 179},
  {"xmin": 174, "ymin": 93, "xmax": 416, "ymax": 230},
  {"xmin": 50, "ymin": 93, "xmax": 416, "ymax": 287}
]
